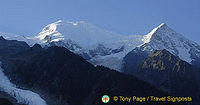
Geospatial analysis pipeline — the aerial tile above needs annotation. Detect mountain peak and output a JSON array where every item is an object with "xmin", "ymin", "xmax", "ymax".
[
  {"xmin": 157, "ymin": 22, "xmax": 167, "ymax": 28},
  {"xmin": 57, "ymin": 20, "xmax": 62, "ymax": 23},
  {"xmin": 140, "ymin": 22, "xmax": 200, "ymax": 64},
  {"xmin": 34, "ymin": 20, "xmax": 125, "ymax": 47},
  {"xmin": 142, "ymin": 22, "xmax": 176, "ymax": 44}
]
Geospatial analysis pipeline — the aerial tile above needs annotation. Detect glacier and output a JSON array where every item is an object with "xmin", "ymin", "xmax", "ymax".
[{"xmin": 0, "ymin": 61, "xmax": 47, "ymax": 105}]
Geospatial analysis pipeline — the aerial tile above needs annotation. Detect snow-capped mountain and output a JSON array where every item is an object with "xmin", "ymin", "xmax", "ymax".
[
  {"xmin": 1, "ymin": 20, "xmax": 200, "ymax": 70},
  {"xmin": 33, "ymin": 20, "xmax": 144, "ymax": 70},
  {"xmin": 136, "ymin": 23, "xmax": 200, "ymax": 68}
]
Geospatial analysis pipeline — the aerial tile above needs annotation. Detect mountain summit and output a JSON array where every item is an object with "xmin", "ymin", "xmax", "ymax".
[
  {"xmin": 123, "ymin": 23, "xmax": 200, "ymax": 76},
  {"xmin": 1, "ymin": 21, "xmax": 200, "ymax": 70},
  {"xmin": 35, "ymin": 20, "xmax": 124, "ymax": 47},
  {"xmin": 33, "ymin": 20, "xmax": 145, "ymax": 70},
  {"xmin": 136, "ymin": 23, "xmax": 200, "ymax": 68},
  {"xmin": 142, "ymin": 22, "xmax": 167, "ymax": 43}
]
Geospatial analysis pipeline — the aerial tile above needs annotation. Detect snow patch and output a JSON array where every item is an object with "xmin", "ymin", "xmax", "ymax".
[{"xmin": 176, "ymin": 47, "xmax": 192, "ymax": 63}]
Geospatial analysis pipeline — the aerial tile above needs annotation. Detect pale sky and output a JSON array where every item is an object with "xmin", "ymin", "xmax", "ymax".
[{"xmin": 0, "ymin": 0, "xmax": 199, "ymax": 44}]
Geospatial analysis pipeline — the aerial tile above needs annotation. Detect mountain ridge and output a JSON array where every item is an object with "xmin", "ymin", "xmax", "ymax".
[
  {"xmin": 1, "ymin": 21, "xmax": 200, "ymax": 70},
  {"xmin": 0, "ymin": 38, "xmax": 175, "ymax": 105}
]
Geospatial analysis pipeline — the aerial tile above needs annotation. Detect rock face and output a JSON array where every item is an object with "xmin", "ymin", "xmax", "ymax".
[
  {"xmin": 0, "ymin": 37, "xmax": 177, "ymax": 105},
  {"xmin": 122, "ymin": 47, "xmax": 150, "ymax": 74},
  {"xmin": 123, "ymin": 49, "xmax": 200, "ymax": 105}
]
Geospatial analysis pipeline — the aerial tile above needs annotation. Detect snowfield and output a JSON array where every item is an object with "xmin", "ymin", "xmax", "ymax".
[{"xmin": 0, "ymin": 61, "xmax": 47, "ymax": 105}]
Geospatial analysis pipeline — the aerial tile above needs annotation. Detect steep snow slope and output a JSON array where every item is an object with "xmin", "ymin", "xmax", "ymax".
[
  {"xmin": 34, "ymin": 20, "xmax": 144, "ymax": 70},
  {"xmin": 140, "ymin": 23, "xmax": 200, "ymax": 64},
  {"xmin": 0, "ymin": 61, "xmax": 47, "ymax": 105}
]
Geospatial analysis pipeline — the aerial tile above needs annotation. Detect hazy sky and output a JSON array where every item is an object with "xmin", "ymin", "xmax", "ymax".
[{"xmin": 0, "ymin": 0, "xmax": 199, "ymax": 44}]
